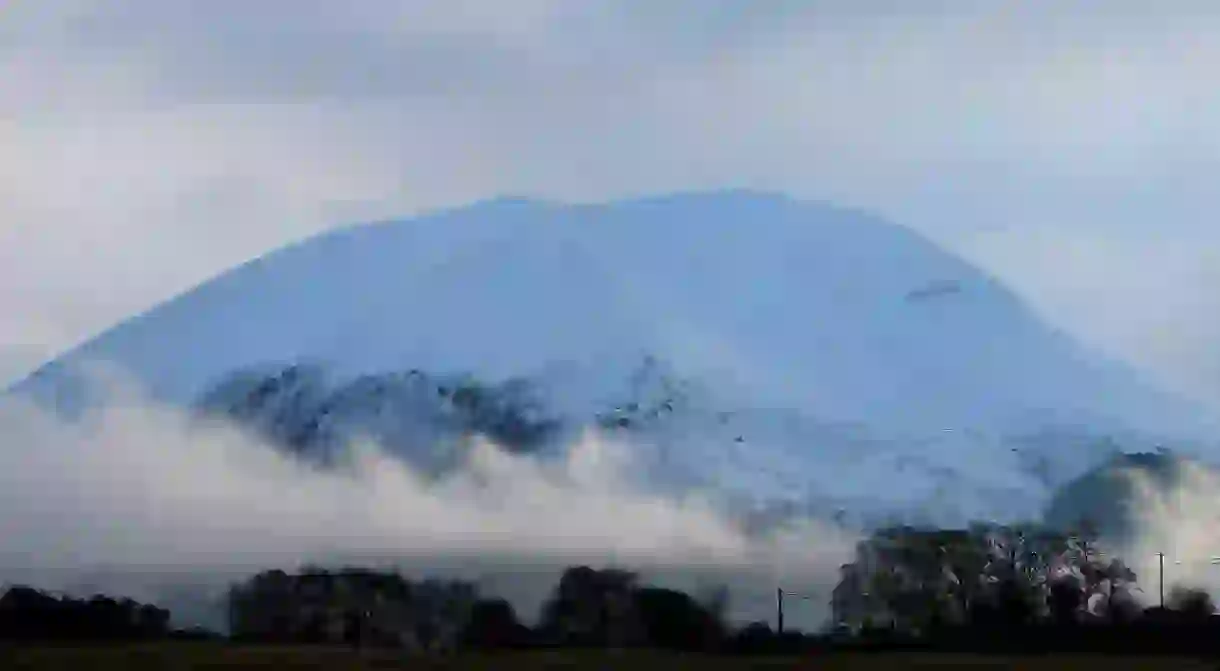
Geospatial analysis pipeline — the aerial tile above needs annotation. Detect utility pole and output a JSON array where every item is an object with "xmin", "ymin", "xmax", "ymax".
[
  {"xmin": 776, "ymin": 588, "xmax": 785, "ymax": 635},
  {"xmin": 1157, "ymin": 552, "xmax": 1165, "ymax": 609}
]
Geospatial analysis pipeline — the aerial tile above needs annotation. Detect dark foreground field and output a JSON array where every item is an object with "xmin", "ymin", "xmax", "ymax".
[{"xmin": 1, "ymin": 644, "xmax": 1218, "ymax": 670}]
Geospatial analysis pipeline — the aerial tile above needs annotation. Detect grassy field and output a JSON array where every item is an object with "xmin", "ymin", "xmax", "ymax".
[{"xmin": 1, "ymin": 644, "xmax": 1218, "ymax": 670}]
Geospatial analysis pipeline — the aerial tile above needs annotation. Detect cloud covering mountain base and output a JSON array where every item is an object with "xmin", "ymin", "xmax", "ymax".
[
  {"xmin": 5, "ymin": 367, "xmax": 1220, "ymax": 630},
  {"xmin": 0, "ymin": 369, "xmax": 856, "ymax": 631}
]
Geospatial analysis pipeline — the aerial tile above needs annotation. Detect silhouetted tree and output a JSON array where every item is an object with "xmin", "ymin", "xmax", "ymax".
[
  {"xmin": 0, "ymin": 586, "xmax": 170, "ymax": 642},
  {"xmin": 633, "ymin": 586, "xmax": 725, "ymax": 651},
  {"xmin": 538, "ymin": 566, "xmax": 641, "ymax": 647},
  {"xmin": 462, "ymin": 598, "xmax": 528, "ymax": 649},
  {"xmin": 1049, "ymin": 576, "xmax": 1084, "ymax": 626},
  {"xmin": 1168, "ymin": 587, "xmax": 1215, "ymax": 621},
  {"xmin": 832, "ymin": 520, "xmax": 1145, "ymax": 638},
  {"xmin": 228, "ymin": 567, "xmax": 476, "ymax": 651}
]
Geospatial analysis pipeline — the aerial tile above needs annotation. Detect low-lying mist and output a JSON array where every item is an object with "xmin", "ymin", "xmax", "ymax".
[
  {"xmin": 0, "ymin": 370, "xmax": 856, "ymax": 632},
  {"xmin": 1117, "ymin": 459, "xmax": 1220, "ymax": 605}
]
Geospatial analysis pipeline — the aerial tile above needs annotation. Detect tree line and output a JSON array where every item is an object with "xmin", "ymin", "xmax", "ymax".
[
  {"xmin": 827, "ymin": 521, "xmax": 1220, "ymax": 654},
  {"xmin": 225, "ymin": 564, "xmax": 733, "ymax": 653},
  {"xmin": 6, "ymin": 522, "xmax": 1220, "ymax": 655},
  {"xmin": 0, "ymin": 587, "xmax": 174, "ymax": 642},
  {"xmin": 0, "ymin": 565, "xmax": 748, "ymax": 653}
]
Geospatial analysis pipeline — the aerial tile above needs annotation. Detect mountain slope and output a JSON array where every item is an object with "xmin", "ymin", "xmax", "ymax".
[{"xmin": 10, "ymin": 191, "xmax": 1211, "ymax": 522}]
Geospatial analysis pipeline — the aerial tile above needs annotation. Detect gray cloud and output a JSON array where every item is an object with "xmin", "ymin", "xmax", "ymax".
[{"xmin": 3, "ymin": 0, "xmax": 1219, "ymax": 405}]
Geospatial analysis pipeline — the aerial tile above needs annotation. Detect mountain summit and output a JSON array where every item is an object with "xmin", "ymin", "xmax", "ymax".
[{"xmin": 10, "ymin": 192, "xmax": 1209, "ymax": 524}]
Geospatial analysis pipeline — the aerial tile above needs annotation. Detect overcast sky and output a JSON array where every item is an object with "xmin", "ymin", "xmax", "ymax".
[{"xmin": 3, "ymin": 0, "xmax": 1219, "ymax": 404}]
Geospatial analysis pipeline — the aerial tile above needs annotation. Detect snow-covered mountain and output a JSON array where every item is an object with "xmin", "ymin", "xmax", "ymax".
[{"xmin": 11, "ymin": 191, "xmax": 1214, "ymax": 525}]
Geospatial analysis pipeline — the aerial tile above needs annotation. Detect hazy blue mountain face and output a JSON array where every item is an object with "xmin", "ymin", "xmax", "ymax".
[{"xmin": 10, "ymin": 192, "xmax": 1213, "ymax": 526}]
